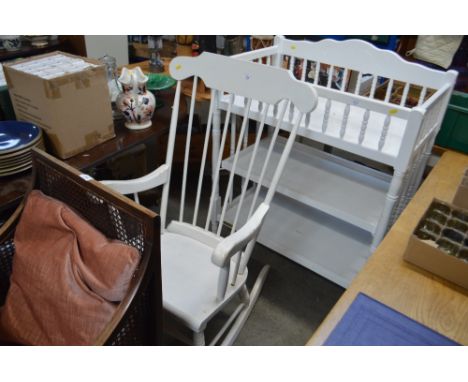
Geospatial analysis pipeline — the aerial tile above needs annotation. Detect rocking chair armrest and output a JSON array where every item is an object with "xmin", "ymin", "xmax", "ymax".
[
  {"xmin": 212, "ymin": 203, "xmax": 269, "ymax": 268},
  {"xmin": 101, "ymin": 164, "xmax": 170, "ymax": 196}
]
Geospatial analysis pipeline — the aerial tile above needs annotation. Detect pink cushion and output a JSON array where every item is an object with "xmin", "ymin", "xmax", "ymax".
[{"xmin": 0, "ymin": 190, "xmax": 140, "ymax": 345}]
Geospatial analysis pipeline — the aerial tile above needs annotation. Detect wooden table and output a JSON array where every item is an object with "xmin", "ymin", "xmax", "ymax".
[
  {"xmin": 65, "ymin": 97, "xmax": 172, "ymax": 170},
  {"xmin": 0, "ymin": 97, "xmax": 173, "ymax": 214},
  {"xmin": 308, "ymin": 150, "xmax": 468, "ymax": 345}
]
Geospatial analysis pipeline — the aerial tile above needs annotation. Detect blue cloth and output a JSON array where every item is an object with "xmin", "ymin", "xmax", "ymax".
[{"xmin": 324, "ymin": 293, "xmax": 459, "ymax": 346}]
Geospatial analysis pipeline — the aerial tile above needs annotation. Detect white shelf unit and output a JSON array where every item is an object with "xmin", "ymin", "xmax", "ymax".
[{"xmin": 213, "ymin": 36, "xmax": 457, "ymax": 287}]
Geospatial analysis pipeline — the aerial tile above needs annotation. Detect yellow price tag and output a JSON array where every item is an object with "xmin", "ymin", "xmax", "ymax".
[{"xmin": 388, "ymin": 109, "xmax": 398, "ymax": 116}]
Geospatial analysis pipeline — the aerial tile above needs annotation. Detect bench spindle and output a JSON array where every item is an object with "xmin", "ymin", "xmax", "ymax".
[
  {"xmin": 378, "ymin": 114, "xmax": 392, "ymax": 151},
  {"xmin": 384, "ymin": 78, "xmax": 394, "ymax": 103},
  {"xmin": 289, "ymin": 56, "xmax": 295, "ymax": 73},
  {"xmin": 370, "ymin": 76, "xmax": 378, "ymax": 99},
  {"xmin": 300, "ymin": 59, "xmax": 307, "ymax": 82},
  {"xmin": 327, "ymin": 65, "xmax": 334, "ymax": 88},
  {"xmin": 341, "ymin": 68, "xmax": 349, "ymax": 92},
  {"xmin": 354, "ymin": 72, "xmax": 362, "ymax": 95},
  {"xmin": 418, "ymin": 86, "xmax": 427, "ymax": 106},
  {"xmin": 322, "ymin": 99, "xmax": 331, "ymax": 133},
  {"xmin": 314, "ymin": 62, "xmax": 320, "ymax": 85},
  {"xmin": 358, "ymin": 109, "xmax": 370, "ymax": 144},
  {"xmin": 400, "ymin": 82, "xmax": 410, "ymax": 107},
  {"xmin": 340, "ymin": 104, "xmax": 350, "ymax": 138}
]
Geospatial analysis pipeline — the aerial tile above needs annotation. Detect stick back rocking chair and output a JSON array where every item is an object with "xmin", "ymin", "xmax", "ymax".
[{"xmin": 102, "ymin": 52, "xmax": 318, "ymax": 345}]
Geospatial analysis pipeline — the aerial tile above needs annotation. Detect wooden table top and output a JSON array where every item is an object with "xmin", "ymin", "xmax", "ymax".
[{"xmin": 308, "ymin": 150, "xmax": 468, "ymax": 345}]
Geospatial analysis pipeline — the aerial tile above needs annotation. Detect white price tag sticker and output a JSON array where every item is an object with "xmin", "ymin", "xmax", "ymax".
[{"xmin": 79, "ymin": 174, "xmax": 94, "ymax": 181}]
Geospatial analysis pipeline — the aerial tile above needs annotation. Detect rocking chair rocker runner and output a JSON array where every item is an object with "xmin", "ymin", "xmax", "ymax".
[{"xmin": 102, "ymin": 52, "xmax": 318, "ymax": 345}]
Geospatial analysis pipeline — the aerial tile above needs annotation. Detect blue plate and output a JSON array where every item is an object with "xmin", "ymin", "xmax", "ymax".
[{"xmin": 0, "ymin": 121, "xmax": 42, "ymax": 154}]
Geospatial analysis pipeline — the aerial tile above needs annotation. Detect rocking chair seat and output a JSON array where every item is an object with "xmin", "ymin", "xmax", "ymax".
[{"xmin": 161, "ymin": 231, "xmax": 248, "ymax": 332}]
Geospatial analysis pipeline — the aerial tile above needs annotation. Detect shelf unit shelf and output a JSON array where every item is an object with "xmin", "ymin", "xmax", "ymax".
[
  {"xmin": 222, "ymin": 136, "xmax": 392, "ymax": 234},
  {"xmin": 223, "ymin": 188, "xmax": 372, "ymax": 287}
]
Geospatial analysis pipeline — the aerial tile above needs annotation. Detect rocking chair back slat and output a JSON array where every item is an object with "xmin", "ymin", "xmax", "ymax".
[
  {"xmin": 205, "ymin": 94, "xmax": 235, "ymax": 231},
  {"xmin": 216, "ymin": 97, "xmax": 253, "ymax": 236},
  {"xmin": 192, "ymin": 90, "xmax": 216, "ymax": 226},
  {"xmin": 230, "ymin": 104, "xmax": 270, "ymax": 234},
  {"xmin": 160, "ymin": 80, "xmax": 181, "ymax": 231},
  {"xmin": 179, "ymin": 76, "xmax": 199, "ymax": 222},
  {"xmin": 248, "ymin": 101, "xmax": 289, "ymax": 219}
]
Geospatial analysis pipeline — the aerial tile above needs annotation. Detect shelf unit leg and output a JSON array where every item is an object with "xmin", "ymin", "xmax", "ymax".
[
  {"xmin": 391, "ymin": 154, "xmax": 420, "ymax": 226},
  {"xmin": 393, "ymin": 134, "xmax": 436, "ymax": 227},
  {"xmin": 407, "ymin": 136, "xmax": 435, "ymax": 201},
  {"xmin": 372, "ymin": 169, "xmax": 406, "ymax": 251},
  {"xmin": 193, "ymin": 330, "xmax": 205, "ymax": 346}
]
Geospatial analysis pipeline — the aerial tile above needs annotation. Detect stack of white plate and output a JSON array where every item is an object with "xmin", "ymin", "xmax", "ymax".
[{"xmin": 0, "ymin": 121, "xmax": 44, "ymax": 177}]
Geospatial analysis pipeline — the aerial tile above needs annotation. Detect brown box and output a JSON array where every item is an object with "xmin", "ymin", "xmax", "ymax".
[
  {"xmin": 404, "ymin": 199, "xmax": 468, "ymax": 289},
  {"xmin": 453, "ymin": 168, "xmax": 468, "ymax": 210},
  {"xmin": 4, "ymin": 51, "xmax": 114, "ymax": 159}
]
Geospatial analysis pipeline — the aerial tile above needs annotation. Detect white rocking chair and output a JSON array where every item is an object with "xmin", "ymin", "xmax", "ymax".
[{"xmin": 102, "ymin": 52, "xmax": 318, "ymax": 345}]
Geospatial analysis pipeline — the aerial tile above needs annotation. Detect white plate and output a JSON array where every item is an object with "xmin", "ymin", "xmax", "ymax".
[
  {"xmin": 0, "ymin": 163, "xmax": 32, "ymax": 177},
  {"xmin": 0, "ymin": 151, "xmax": 32, "ymax": 164}
]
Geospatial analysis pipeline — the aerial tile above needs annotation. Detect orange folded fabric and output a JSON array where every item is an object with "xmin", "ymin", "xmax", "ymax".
[{"xmin": 0, "ymin": 190, "xmax": 140, "ymax": 345}]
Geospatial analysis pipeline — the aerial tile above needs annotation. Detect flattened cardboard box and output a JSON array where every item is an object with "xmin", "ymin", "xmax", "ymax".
[
  {"xmin": 404, "ymin": 198, "xmax": 468, "ymax": 290},
  {"xmin": 3, "ymin": 51, "xmax": 114, "ymax": 159}
]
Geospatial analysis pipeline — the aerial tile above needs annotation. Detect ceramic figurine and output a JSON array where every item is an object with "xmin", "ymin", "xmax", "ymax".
[{"xmin": 116, "ymin": 67, "xmax": 156, "ymax": 130}]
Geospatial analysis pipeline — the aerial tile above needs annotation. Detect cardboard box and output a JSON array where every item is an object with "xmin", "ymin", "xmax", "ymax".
[
  {"xmin": 453, "ymin": 168, "xmax": 468, "ymax": 210},
  {"xmin": 404, "ymin": 199, "xmax": 468, "ymax": 289},
  {"xmin": 4, "ymin": 51, "xmax": 114, "ymax": 159}
]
